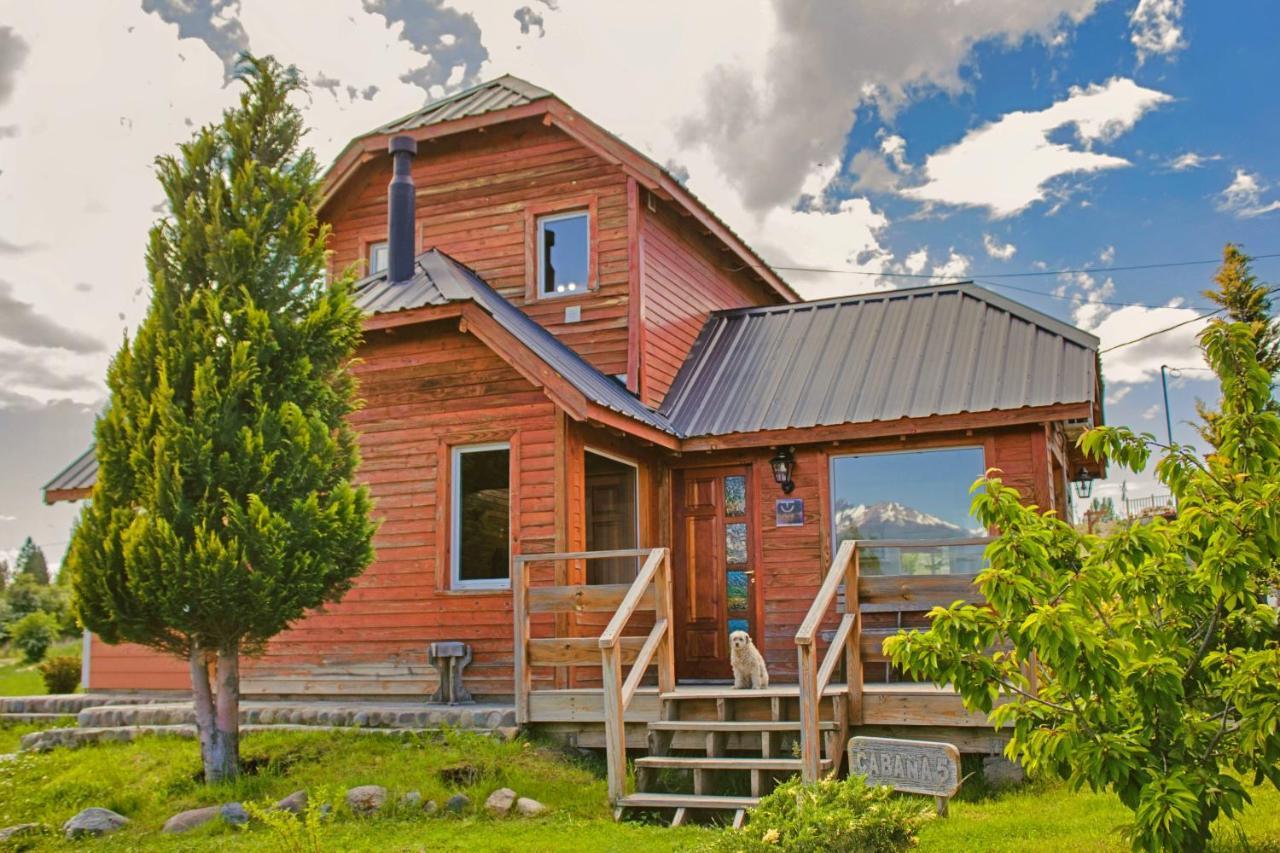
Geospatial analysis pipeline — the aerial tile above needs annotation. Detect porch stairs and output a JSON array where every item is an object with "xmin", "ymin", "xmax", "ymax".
[{"xmin": 616, "ymin": 684, "xmax": 848, "ymax": 827}]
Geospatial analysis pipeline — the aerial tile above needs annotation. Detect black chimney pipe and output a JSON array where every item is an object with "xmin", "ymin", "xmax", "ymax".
[{"xmin": 387, "ymin": 135, "xmax": 418, "ymax": 284}]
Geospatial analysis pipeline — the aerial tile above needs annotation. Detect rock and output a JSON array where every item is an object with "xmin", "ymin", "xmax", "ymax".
[
  {"xmin": 494, "ymin": 727, "xmax": 520, "ymax": 742},
  {"xmin": 63, "ymin": 807, "xmax": 129, "ymax": 839},
  {"xmin": 276, "ymin": 790, "xmax": 308, "ymax": 814},
  {"xmin": 162, "ymin": 806, "xmax": 220, "ymax": 834},
  {"xmin": 445, "ymin": 793, "xmax": 470, "ymax": 814},
  {"xmin": 220, "ymin": 802, "xmax": 249, "ymax": 826},
  {"xmin": 484, "ymin": 787, "xmax": 517, "ymax": 816},
  {"xmin": 346, "ymin": 784, "xmax": 387, "ymax": 815},
  {"xmin": 422, "ymin": 800, "xmax": 438, "ymax": 815},
  {"xmin": 399, "ymin": 791, "xmax": 422, "ymax": 810},
  {"xmin": 514, "ymin": 797, "xmax": 546, "ymax": 817},
  {"xmin": 0, "ymin": 823, "xmax": 40, "ymax": 842},
  {"xmin": 983, "ymin": 755, "xmax": 1025, "ymax": 788}
]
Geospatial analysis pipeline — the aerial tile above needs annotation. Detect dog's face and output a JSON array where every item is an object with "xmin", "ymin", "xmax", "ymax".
[{"xmin": 729, "ymin": 630, "xmax": 752, "ymax": 652}]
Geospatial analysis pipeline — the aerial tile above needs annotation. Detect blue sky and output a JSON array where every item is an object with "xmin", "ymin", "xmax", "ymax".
[{"xmin": 0, "ymin": 0, "xmax": 1277, "ymax": 565}]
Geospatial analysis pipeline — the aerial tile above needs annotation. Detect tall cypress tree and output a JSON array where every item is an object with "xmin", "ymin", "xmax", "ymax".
[
  {"xmin": 14, "ymin": 537, "xmax": 49, "ymax": 585},
  {"xmin": 65, "ymin": 55, "xmax": 375, "ymax": 782}
]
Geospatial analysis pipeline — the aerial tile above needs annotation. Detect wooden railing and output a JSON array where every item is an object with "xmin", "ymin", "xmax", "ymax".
[
  {"xmin": 512, "ymin": 546, "xmax": 673, "ymax": 804},
  {"xmin": 794, "ymin": 537, "xmax": 991, "ymax": 782}
]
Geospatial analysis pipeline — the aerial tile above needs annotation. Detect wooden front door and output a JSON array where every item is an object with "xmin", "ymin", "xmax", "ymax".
[{"xmin": 672, "ymin": 466, "xmax": 758, "ymax": 680}]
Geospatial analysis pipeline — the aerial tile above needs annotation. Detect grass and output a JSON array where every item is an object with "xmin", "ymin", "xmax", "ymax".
[
  {"xmin": 0, "ymin": 639, "xmax": 81, "ymax": 697},
  {"xmin": 0, "ymin": 727, "xmax": 1276, "ymax": 850}
]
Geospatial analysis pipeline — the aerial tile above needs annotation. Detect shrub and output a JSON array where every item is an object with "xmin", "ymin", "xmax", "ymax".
[
  {"xmin": 709, "ymin": 775, "xmax": 932, "ymax": 852},
  {"xmin": 11, "ymin": 611, "xmax": 58, "ymax": 663},
  {"xmin": 243, "ymin": 786, "xmax": 339, "ymax": 853},
  {"xmin": 39, "ymin": 655, "xmax": 82, "ymax": 694}
]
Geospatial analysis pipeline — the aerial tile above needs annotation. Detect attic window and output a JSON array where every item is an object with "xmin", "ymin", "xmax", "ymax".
[
  {"xmin": 368, "ymin": 241, "xmax": 389, "ymax": 275},
  {"xmin": 537, "ymin": 211, "xmax": 589, "ymax": 298}
]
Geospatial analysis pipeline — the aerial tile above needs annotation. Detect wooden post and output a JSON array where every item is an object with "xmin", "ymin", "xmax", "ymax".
[
  {"xmin": 797, "ymin": 640, "xmax": 821, "ymax": 783},
  {"xmin": 512, "ymin": 555, "xmax": 530, "ymax": 724},
  {"xmin": 600, "ymin": 640, "xmax": 627, "ymax": 803},
  {"xmin": 845, "ymin": 545, "xmax": 863, "ymax": 726},
  {"xmin": 654, "ymin": 548, "xmax": 675, "ymax": 695}
]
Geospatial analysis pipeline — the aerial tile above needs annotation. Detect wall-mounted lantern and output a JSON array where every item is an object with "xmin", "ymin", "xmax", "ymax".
[
  {"xmin": 1072, "ymin": 466, "xmax": 1094, "ymax": 500},
  {"xmin": 770, "ymin": 447, "xmax": 796, "ymax": 495}
]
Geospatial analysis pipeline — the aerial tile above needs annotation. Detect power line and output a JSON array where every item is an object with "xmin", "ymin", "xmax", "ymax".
[
  {"xmin": 969, "ymin": 278, "xmax": 1201, "ymax": 310},
  {"xmin": 1099, "ymin": 309, "xmax": 1224, "ymax": 353}
]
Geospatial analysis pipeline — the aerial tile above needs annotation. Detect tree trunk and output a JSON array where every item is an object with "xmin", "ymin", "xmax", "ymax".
[
  {"xmin": 188, "ymin": 642, "xmax": 241, "ymax": 783},
  {"xmin": 188, "ymin": 645, "xmax": 217, "ymax": 779}
]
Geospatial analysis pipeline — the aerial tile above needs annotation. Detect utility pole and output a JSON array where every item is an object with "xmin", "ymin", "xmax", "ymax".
[{"xmin": 1159, "ymin": 364, "xmax": 1177, "ymax": 446}]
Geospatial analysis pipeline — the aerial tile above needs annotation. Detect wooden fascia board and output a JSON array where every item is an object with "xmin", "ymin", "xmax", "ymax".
[
  {"xmin": 584, "ymin": 404, "xmax": 680, "ymax": 451},
  {"xmin": 678, "ymin": 402, "xmax": 1097, "ymax": 452},
  {"xmin": 361, "ymin": 303, "xmax": 463, "ymax": 332},
  {"xmin": 320, "ymin": 101, "xmax": 554, "ymax": 212},
  {"xmin": 44, "ymin": 487, "xmax": 91, "ymax": 505},
  {"xmin": 457, "ymin": 303, "xmax": 590, "ymax": 421}
]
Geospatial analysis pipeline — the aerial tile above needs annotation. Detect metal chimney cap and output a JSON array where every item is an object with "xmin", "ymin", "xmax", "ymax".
[{"xmin": 388, "ymin": 135, "xmax": 418, "ymax": 156}]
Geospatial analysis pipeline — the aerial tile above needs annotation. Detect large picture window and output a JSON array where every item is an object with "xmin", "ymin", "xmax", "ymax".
[
  {"xmin": 537, "ymin": 211, "xmax": 589, "ymax": 297},
  {"xmin": 450, "ymin": 442, "xmax": 511, "ymax": 589},
  {"xmin": 830, "ymin": 447, "xmax": 986, "ymax": 576},
  {"xmin": 584, "ymin": 449, "xmax": 639, "ymax": 584}
]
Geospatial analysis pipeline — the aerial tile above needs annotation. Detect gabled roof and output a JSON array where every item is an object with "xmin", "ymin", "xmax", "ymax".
[
  {"xmin": 320, "ymin": 75, "xmax": 799, "ymax": 304},
  {"xmin": 372, "ymin": 75, "xmax": 552, "ymax": 136},
  {"xmin": 43, "ymin": 446, "xmax": 98, "ymax": 502},
  {"xmin": 355, "ymin": 250, "xmax": 677, "ymax": 437},
  {"xmin": 660, "ymin": 281, "xmax": 1100, "ymax": 438}
]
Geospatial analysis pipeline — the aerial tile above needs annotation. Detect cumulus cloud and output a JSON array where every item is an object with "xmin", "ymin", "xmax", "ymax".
[
  {"xmin": 1130, "ymin": 0, "xmax": 1186, "ymax": 64},
  {"xmin": 141, "ymin": 0, "xmax": 252, "ymax": 80},
  {"xmin": 902, "ymin": 78, "xmax": 1171, "ymax": 217},
  {"xmin": 363, "ymin": 0, "xmax": 488, "ymax": 96},
  {"xmin": 0, "ymin": 281, "xmax": 104, "ymax": 354},
  {"xmin": 679, "ymin": 0, "xmax": 1101, "ymax": 212},
  {"xmin": 982, "ymin": 234, "xmax": 1017, "ymax": 260},
  {"xmin": 1167, "ymin": 151, "xmax": 1219, "ymax": 171},
  {"xmin": 931, "ymin": 250, "xmax": 971, "ymax": 280},
  {"xmin": 0, "ymin": 26, "xmax": 29, "ymax": 105},
  {"xmin": 1216, "ymin": 169, "xmax": 1280, "ymax": 219},
  {"xmin": 903, "ymin": 249, "xmax": 929, "ymax": 275},
  {"xmin": 513, "ymin": 6, "xmax": 545, "ymax": 36}
]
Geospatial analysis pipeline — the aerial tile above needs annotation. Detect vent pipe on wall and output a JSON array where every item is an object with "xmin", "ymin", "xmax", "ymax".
[{"xmin": 387, "ymin": 135, "xmax": 418, "ymax": 284}]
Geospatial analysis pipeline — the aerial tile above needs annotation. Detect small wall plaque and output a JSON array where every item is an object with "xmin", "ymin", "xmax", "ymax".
[{"xmin": 775, "ymin": 498, "xmax": 804, "ymax": 527}]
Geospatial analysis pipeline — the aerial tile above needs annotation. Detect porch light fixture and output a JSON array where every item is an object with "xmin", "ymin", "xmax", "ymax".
[
  {"xmin": 1072, "ymin": 467, "xmax": 1094, "ymax": 500},
  {"xmin": 770, "ymin": 447, "xmax": 796, "ymax": 495}
]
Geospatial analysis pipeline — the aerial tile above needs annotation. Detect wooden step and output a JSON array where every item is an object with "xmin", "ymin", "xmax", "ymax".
[
  {"xmin": 660, "ymin": 684, "xmax": 847, "ymax": 701},
  {"xmin": 617, "ymin": 793, "xmax": 759, "ymax": 810},
  {"xmin": 634, "ymin": 755, "xmax": 831, "ymax": 772},
  {"xmin": 648, "ymin": 719, "xmax": 836, "ymax": 733}
]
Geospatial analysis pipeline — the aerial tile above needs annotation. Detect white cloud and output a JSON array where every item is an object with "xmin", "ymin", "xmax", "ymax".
[
  {"xmin": 1094, "ymin": 302, "xmax": 1211, "ymax": 385},
  {"xmin": 1216, "ymin": 169, "xmax": 1280, "ymax": 219},
  {"xmin": 1130, "ymin": 0, "xmax": 1186, "ymax": 64},
  {"xmin": 903, "ymin": 249, "xmax": 929, "ymax": 275},
  {"xmin": 1062, "ymin": 271, "xmax": 1116, "ymax": 330},
  {"xmin": 982, "ymin": 234, "xmax": 1017, "ymax": 260},
  {"xmin": 1167, "ymin": 151, "xmax": 1220, "ymax": 171},
  {"xmin": 931, "ymin": 250, "xmax": 971, "ymax": 280},
  {"xmin": 902, "ymin": 78, "xmax": 1171, "ymax": 217},
  {"xmin": 1105, "ymin": 385, "xmax": 1131, "ymax": 405},
  {"xmin": 1141, "ymin": 403, "xmax": 1161, "ymax": 421},
  {"xmin": 1099, "ymin": 245, "xmax": 1115, "ymax": 264}
]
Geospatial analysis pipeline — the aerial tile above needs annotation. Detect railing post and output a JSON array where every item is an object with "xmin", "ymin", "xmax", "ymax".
[
  {"xmin": 844, "ymin": 544, "xmax": 862, "ymax": 725},
  {"xmin": 797, "ymin": 640, "xmax": 821, "ymax": 782},
  {"xmin": 600, "ymin": 640, "xmax": 627, "ymax": 803},
  {"xmin": 655, "ymin": 548, "xmax": 675, "ymax": 695},
  {"xmin": 512, "ymin": 555, "xmax": 530, "ymax": 725}
]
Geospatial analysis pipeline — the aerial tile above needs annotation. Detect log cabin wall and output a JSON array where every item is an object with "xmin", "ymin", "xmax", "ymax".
[
  {"xmin": 88, "ymin": 320, "xmax": 562, "ymax": 698},
  {"xmin": 324, "ymin": 118, "xmax": 633, "ymax": 380},
  {"xmin": 636, "ymin": 196, "xmax": 783, "ymax": 408}
]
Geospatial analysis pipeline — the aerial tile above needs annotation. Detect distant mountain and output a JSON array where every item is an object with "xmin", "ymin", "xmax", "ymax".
[{"xmin": 834, "ymin": 500, "xmax": 979, "ymax": 540}]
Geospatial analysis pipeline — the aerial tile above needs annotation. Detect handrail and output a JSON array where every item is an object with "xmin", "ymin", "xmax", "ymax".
[
  {"xmin": 599, "ymin": 548, "xmax": 665, "ymax": 649},
  {"xmin": 796, "ymin": 540, "xmax": 855, "ymax": 646}
]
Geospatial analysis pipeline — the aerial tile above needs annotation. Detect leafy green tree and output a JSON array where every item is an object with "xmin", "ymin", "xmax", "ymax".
[
  {"xmin": 886, "ymin": 312, "xmax": 1280, "ymax": 851},
  {"xmin": 0, "ymin": 557, "xmax": 8, "ymax": 592},
  {"xmin": 14, "ymin": 537, "xmax": 49, "ymax": 585},
  {"xmin": 64, "ymin": 55, "xmax": 375, "ymax": 783},
  {"xmin": 11, "ymin": 611, "xmax": 58, "ymax": 664}
]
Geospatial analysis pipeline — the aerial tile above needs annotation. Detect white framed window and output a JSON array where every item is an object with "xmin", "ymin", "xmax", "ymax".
[
  {"xmin": 368, "ymin": 241, "xmax": 389, "ymax": 275},
  {"xmin": 450, "ymin": 442, "xmax": 512, "ymax": 590},
  {"xmin": 584, "ymin": 448, "xmax": 641, "ymax": 584},
  {"xmin": 537, "ymin": 210, "xmax": 589, "ymax": 298}
]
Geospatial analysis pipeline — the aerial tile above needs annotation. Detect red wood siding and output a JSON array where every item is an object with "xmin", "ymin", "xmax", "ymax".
[
  {"xmin": 326, "ymin": 119, "xmax": 632, "ymax": 380},
  {"xmin": 637, "ymin": 197, "xmax": 779, "ymax": 407},
  {"xmin": 90, "ymin": 321, "xmax": 561, "ymax": 698}
]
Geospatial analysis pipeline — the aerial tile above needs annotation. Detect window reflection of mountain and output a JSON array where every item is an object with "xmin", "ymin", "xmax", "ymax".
[{"xmin": 833, "ymin": 500, "xmax": 984, "ymax": 576}]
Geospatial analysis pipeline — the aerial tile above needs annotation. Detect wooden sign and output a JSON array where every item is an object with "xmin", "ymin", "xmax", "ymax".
[{"xmin": 848, "ymin": 736, "xmax": 961, "ymax": 813}]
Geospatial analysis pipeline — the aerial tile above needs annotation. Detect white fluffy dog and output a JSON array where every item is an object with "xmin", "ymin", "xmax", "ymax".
[{"xmin": 729, "ymin": 630, "xmax": 769, "ymax": 689}]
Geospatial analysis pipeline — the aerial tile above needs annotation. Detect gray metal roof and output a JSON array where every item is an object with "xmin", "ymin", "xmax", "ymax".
[
  {"xmin": 372, "ymin": 75, "xmax": 552, "ymax": 136},
  {"xmin": 43, "ymin": 445, "xmax": 97, "ymax": 498},
  {"xmin": 660, "ymin": 282, "xmax": 1100, "ymax": 437},
  {"xmin": 355, "ymin": 251, "xmax": 676, "ymax": 435}
]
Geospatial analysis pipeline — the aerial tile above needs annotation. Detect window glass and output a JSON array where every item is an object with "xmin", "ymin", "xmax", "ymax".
[
  {"xmin": 368, "ymin": 241, "xmax": 389, "ymax": 275},
  {"xmin": 723, "ymin": 475, "xmax": 746, "ymax": 516},
  {"xmin": 537, "ymin": 212, "xmax": 589, "ymax": 297},
  {"xmin": 585, "ymin": 451, "xmax": 639, "ymax": 584},
  {"xmin": 452, "ymin": 444, "xmax": 510, "ymax": 587},
  {"xmin": 830, "ymin": 447, "xmax": 986, "ymax": 576}
]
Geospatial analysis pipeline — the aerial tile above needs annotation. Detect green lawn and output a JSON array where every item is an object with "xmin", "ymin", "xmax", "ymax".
[
  {"xmin": 0, "ymin": 726, "xmax": 1276, "ymax": 851},
  {"xmin": 0, "ymin": 639, "xmax": 81, "ymax": 697}
]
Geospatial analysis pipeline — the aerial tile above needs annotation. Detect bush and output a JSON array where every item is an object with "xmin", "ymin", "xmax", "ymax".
[
  {"xmin": 708, "ymin": 775, "xmax": 932, "ymax": 852},
  {"xmin": 38, "ymin": 655, "xmax": 82, "ymax": 694},
  {"xmin": 11, "ymin": 611, "xmax": 58, "ymax": 663}
]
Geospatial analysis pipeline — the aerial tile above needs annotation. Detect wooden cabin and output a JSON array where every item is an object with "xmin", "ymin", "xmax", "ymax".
[{"xmin": 45, "ymin": 76, "xmax": 1104, "ymax": 818}]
